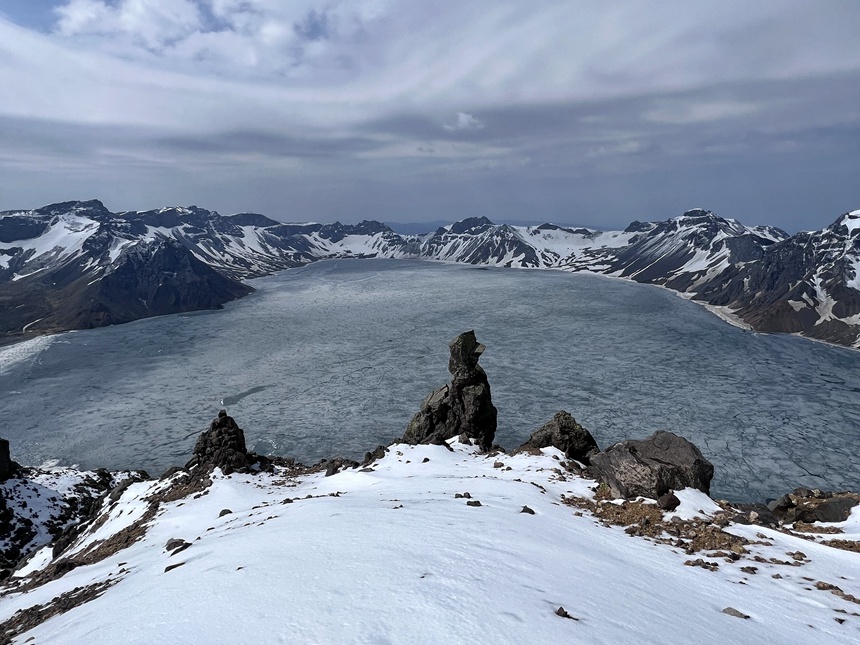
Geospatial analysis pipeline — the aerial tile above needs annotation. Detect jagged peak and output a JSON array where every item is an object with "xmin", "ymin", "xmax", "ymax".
[
  {"xmin": 672, "ymin": 209, "xmax": 726, "ymax": 223},
  {"xmin": 34, "ymin": 199, "xmax": 111, "ymax": 217},
  {"xmin": 448, "ymin": 216, "xmax": 496, "ymax": 235},
  {"xmin": 349, "ymin": 220, "xmax": 394, "ymax": 235},
  {"xmin": 828, "ymin": 210, "xmax": 860, "ymax": 235},
  {"xmin": 228, "ymin": 212, "xmax": 281, "ymax": 228},
  {"xmin": 532, "ymin": 223, "xmax": 595, "ymax": 236}
]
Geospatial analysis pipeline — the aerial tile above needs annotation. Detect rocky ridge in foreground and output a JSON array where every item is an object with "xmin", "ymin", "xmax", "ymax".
[{"xmin": 1, "ymin": 420, "xmax": 858, "ymax": 643}]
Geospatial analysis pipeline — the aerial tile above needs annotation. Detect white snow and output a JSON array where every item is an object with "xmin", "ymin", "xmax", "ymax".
[
  {"xmin": 3, "ymin": 442, "xmax": 858, "ymax": 644},
  {"xmin": 0, "ymin": 214, "xmax": 97, "ymax": 279},
  {"xmin": 664, "ymin": 487, "xmax": 724, "ymax": 520},
  {"xmin": 0, "ymin": 335, "xmax": 54, "ymax": 375},
  {"xmin": 843, "ymin": 211, "xmax": 860, "ymax": 232}
]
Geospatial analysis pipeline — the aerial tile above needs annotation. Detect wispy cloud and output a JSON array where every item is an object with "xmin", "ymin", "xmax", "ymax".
[
  {"xmin": 443, "ymin": 112, "xmax": 484, "ymax": 132},
  {"xmin": 0, "ymin": 1, "xmax": 858, "ymax": 230}
]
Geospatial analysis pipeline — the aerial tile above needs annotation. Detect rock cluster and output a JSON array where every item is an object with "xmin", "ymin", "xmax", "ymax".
[
  {"xmin": 767, "ymin": 488, "xmax": 859, "ymax": 524},
  {"xmin": 588, "ymin": 430, "xmax": 714, "ymax": 499},
  {"xmin": 402, "ymin": 331, "xmax": 497, "ymax": 450},
  {"xmin": 185, "ymin": 410, "xmax": 251, "ymax": 475},
  {"xmin": 514, "ymin": 411, "xmax": 599, "ymax": 464}
]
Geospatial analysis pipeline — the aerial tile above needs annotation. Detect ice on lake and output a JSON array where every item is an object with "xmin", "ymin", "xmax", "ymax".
[{"xmin": 2, "ymin": 259, "xmax": 859, "ymax": 502}]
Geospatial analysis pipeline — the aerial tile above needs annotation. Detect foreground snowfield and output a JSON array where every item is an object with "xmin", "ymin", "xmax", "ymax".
[{"xmin": 2, "ymin": 441, "xmax": 858, "ymax": 644}]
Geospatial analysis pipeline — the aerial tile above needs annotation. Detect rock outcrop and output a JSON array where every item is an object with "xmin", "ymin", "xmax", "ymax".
[
  {"xmin": 514, "ymin": 411, "xmax": 599, "ymax": 464},
  {"xmin": 402, "ymin": 331, "xmax": 497, "ymax": 450},
  {"xmin": 0, "ymin": 439, "xmax": 20, "ymax": 481},
  {"xmin": 185, "ymin": 410, "xmax": 250, "ymax": 475},
  {"xmin": 588, "ymin": 430, "xmax": 714, "ymax": 499},
  {"xmin": 767, "ymin": 488, "xmax": 860, "ymax": 524}
]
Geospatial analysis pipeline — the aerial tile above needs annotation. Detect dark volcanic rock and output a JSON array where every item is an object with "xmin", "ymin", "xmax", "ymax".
[
  {"xmin": 800, "ymin": 497, "xmax": 857, "ymax": 523},
  {"xmin": 402, "ymin": 331, "xmax": 497, "ymax": 450},
  {"xmin": 185, "ymin": 410, "xmax": 249, "ymax": 475},
  {"xmin": 588, "ymin": 430, "xmax": 714, "ymax": 499},
  {"xmin": 657, "ymin": 492, "xmax": 681, "ymax": 511},
  {"xmin": 768, "ymin": 491, "xmax": 859, "ymax": 524},
  {"xmin": 0, "ymin": 438, "xmax": 20, "ymax": 481},
  {"xmin": 514, "ymin": 411, "xmax": 599, "ymax": 464}
]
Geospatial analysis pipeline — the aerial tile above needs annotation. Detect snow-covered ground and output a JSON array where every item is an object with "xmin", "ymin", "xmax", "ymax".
[{"xmin": 2, "ymin": 441, "xmax": 857, "ymax": 644}]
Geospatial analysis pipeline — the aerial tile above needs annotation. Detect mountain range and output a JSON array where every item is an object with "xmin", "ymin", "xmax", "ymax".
[{"xmin": 2, "ymin": 200, "xmax": 860, "ymax": 349}]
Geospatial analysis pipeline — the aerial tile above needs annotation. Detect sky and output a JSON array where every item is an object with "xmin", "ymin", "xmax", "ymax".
[{"xmin": 0, "ymin": 1, "xmax": 858, "ymax": 232}]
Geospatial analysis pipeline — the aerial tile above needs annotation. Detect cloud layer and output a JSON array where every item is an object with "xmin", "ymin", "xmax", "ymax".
[{"xmin": 1, "ymin": 0, "xmax": 859, "ymax": 230}]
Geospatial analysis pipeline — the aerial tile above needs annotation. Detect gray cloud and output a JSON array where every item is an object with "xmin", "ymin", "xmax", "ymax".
[{"xmin": 0, "ymin": 2, "xmax": 858, "ymax": 231}]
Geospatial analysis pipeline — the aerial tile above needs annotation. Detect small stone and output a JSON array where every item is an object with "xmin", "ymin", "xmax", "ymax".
[
  {"xmin": 657, "ymin": 492, "xmax": 680, "ymax": 511},
  {"xmin": 493, "ymin": 461, "xmax": 504, "ymax": 468},
  {"xmin": 454, "ymin": 493, "xmax": 463, "ymax": 499},
  {"xmin": 722, "ymin": 607, "xmax": 750, "ymax": 619},
  {"xmin": 422, "ymin": 457, "xmax": 430, "ymax": 463},
  {"xmin": 555, "ymin": 606, "xmax": 572, "ymax": 619},
  {"xmin": 462, "ymin": 492, "xmax": 472, "ymax": 499},
  {"xmin": 466, "ymin": 500, "xmax": 482, "ymax": 507},
  {"xmin": 164, "ymin": 562, "xmax": 185, "ymax": 573},
  {"xmin": 219, "ymin": 509, "xmax": 232, "ymax": 517},
  {"xmin": 164, "ymin": 538, "xmax": 187, "ymax": 551},
  {"xmin": 325, "ymin": 462, "xmax": 339, "ymax": 477},
  {"xmin": 520, "ymin": 505, "xmax": 535, "ymax": 515}
]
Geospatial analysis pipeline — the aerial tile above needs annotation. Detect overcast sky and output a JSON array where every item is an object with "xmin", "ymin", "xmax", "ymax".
[{"xmin": 0, "ymin": 1, "xmax": 858, "ymax": 231}]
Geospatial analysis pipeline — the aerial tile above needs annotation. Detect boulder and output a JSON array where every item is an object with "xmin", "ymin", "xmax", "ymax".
[
  {"xmin": 802, "ymin": 497, "xmax": 857, "ymax": 523},
  {"xmin": 0, "ymin": 439, "xmax": 20, "ymax": 481},
  {"xmin": 771, "ymin": 494, "xmax": 859, "ymax": 524},
  {"xmin": 402, "ymin": 331, "xmax": 497, "ymax": 450},
  {"xmin": 657, "ymin": 492, "xmax": 680, "ymax": 511},
  {"xmin": 514, "ymin": 411, "xmax": 599, "ymax": 464},
  {"xmin": 185, "ymin": 410, "xmax": 249, "ymax": 475},
  {"xmin": 588, "ymin": 430, "xmax": 714, "ymax": 499}
]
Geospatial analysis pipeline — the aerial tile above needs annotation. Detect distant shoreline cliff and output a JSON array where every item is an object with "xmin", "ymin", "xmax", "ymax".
[{"xmin": 3, "ymin": 201, "xmax": 860, "ymax": 350}]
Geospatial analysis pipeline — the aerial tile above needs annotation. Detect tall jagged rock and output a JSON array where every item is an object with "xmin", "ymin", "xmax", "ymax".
[
  {"xmin": 0, "ymin": 439, "xmax": 19, "ymax": 481},
  {"xmin": 588, "ymin": 430, "xmax": 714, "ymax": 499},
  {"xmin": 185, "ymin": 410, "xmax": 250, "ymax": 475},
  {"xmin": 514, "ymin": 411, "xmax": 600, "ymax": 464},
  {"xmin": 403, "ymin": 331, "xmax": 497, "ymax": 450}
]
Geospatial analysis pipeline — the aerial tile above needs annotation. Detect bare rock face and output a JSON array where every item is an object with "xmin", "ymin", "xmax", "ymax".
[
  {"xmin": 185, "ymin": 410, "xmax": 249, "ymax": 475},
  {"xmin": 402, "ymin": 331, "xmax": 497, "ymax": 450},
  {"xmin": 514, "ymin": 411, "xmax": 599, "ymax": 464},
  {"xmin": 0, "ymin": 439, "xmax": 19, "ymax": 481},
  {"xmin": 588, "ymin": 430, "xmax": 714, "ymax": 499}
]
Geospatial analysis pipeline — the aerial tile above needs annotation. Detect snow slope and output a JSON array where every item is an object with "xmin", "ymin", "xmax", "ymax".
[{"xmin": 2, "ymin": 441, "xmax": 857, "ymax": 644}]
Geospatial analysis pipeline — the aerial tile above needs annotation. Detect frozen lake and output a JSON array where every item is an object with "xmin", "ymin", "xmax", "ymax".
[{"xmin": 2, "ymin": 259, "xmax": 859, "ymax": 502}]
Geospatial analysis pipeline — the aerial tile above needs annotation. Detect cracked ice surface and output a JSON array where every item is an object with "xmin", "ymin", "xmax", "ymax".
[{"xmin": 1, "ymin": 259, "xmax": 859, "ymax": 502}]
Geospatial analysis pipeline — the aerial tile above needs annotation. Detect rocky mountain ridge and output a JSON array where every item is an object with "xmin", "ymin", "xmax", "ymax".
[{"xmin": 3, "ymin": 200, "xmax": 860, "ymax": 348}]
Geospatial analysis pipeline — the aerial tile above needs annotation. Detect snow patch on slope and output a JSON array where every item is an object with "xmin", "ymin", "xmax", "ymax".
[{"xmin": 4, "ymin": 442, "xmax": 858, "ymax": 644}]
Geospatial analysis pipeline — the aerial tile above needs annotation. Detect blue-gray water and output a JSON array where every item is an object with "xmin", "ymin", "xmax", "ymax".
[{"xmin": 2, "ymin": 259, "xmax": 859, "ymax": 502}]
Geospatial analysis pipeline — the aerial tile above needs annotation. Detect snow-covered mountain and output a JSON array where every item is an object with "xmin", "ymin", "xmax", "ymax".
[
  {"xmin": 693, "ymin": 209, "xmax": 860, "ymax": 347},
  {"xmin": 4, "ymin": 200, "xmax": 860, "ymax": 349},
  {"xmin": 1, "ymin": 436, "xmax": 858, "ymax": 643}
]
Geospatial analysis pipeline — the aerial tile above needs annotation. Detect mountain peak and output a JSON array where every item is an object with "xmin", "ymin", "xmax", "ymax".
[
  {"xmin": 448, "ymin": 216, "xmax": 495, "ymax": 234},
  {"xmin": 34, "ymin": 199, "xmax": 110, "ymax": 217}
]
